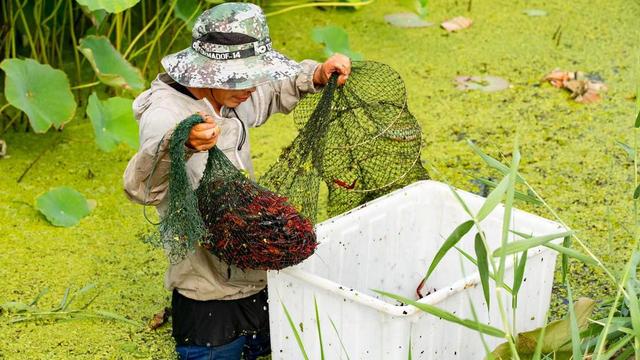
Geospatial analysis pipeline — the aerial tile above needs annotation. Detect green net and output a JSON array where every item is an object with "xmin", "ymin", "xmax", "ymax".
[
  {"xmin": 261, "ymin": 61, "xmax": 428, "ymax": 221},
  {"xmin": 158, "ymin": 115, "xmax": 317, "ymax": 268}
]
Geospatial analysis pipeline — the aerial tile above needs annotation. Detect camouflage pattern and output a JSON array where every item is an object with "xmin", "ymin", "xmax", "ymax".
[{"xmin": 161, "ymin": 3, "xmax": 300, "ymax": 89}]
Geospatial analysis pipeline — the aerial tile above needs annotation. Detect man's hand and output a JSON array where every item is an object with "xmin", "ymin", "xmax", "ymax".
[
  {"xmin": 186, "ymin": 112, "xmax": 221, "ymax": 151},
  {"xmin": 313, "ymin": 53, "xmax": 351, "ymax": 87}
]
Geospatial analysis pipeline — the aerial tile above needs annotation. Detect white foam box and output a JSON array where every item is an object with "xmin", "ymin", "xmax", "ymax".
[{"xmin": 268, "ymin": 180, "xmax": 564, "ymax": 359}]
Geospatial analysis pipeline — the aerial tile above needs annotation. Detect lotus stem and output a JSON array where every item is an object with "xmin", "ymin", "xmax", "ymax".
[{"xmin": 70, "ymin": 81, "xmax": 101, "ymax": 90}]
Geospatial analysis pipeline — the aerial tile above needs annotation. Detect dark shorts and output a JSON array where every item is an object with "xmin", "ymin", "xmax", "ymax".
[{"xmin": 171, "ymin": 288, "xmax": 270, "ymax": 358}]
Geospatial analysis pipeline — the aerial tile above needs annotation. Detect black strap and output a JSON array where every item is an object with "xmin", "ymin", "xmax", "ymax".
[
  {"xmin": 232, "ymin": 108, "xmax": 247, "ymax": 151},
  {"xmin": 192, "ymin": 36, "xmax": 272, "ymax": 60},
  {"xmin": 168, "ymin": 82, "xmax": 198, "ymax": 100}
]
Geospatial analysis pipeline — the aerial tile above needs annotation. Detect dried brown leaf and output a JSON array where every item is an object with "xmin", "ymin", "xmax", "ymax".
[
  {"xmin": 543, "ymin": 69, "xmax": 606, "ymax": 103},
  {"xmin": 148, "ymin": 307, "xmax": 170, "ymax": 330},
  {"xmin": 488, "ymin": 298, "xmax": 595, "ymax": 359},
  {"xmin": 574, "ymin": 90, "xmax": 602, "ymax": 104},
  {"xmin": 543, "ymin": 70, "xmax": 572, "ymax": 88}
]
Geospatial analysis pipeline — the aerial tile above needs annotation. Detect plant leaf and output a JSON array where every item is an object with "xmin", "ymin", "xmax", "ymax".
[
  {"xmin": 281, "ymin": 301, "xmax": 309, "ymax": 360},
  {"xmin": 0, "ymin": 302, "xmax": 34, "ymax": 313},
  {"xmin": 538, "ymin": 298, "xmax": 595, "ymax": 352},
  {"xmin": 489, "ymin": 298, "xmax": 595, "ymax": 357},
  {"xmin": 565, "ymin": 282, "xmax": 583, "ymax": 359},
  {"xmin": 328, "ymin": 317, "xmax": 351, "ymax": 360},
  {"xmin": 449, "ymin": 185, "xmax": 475, "ymax": 218},
  {"xmin": 492, "ymin": 231, "xmax": 573, "ymax": 257},
  {"xmin": 64, "ymin": 283, "xmax": 96, "ymax": 310},
  {"xmin": 0, "ymin": 58, "xmax": 76, "ymax": 133},
  {"xmin": 635, "ymin": 110, "xmax": 640, "ymax": 128},
  {"xmin": 476, "ymin": 175, "xmax": 509, "ymax": 221},
  {"xmin": 425, "ymin": 220, "xmax": 475, "ymax": 280},
  {"xmin": 601, "ymin": 334, "xmax": 634, "ymax": 359},
  {"xmin": 543, "ymin": 241, "xmax": 597, "ymax": 266},
  {"xmin": 87, "ymin": 93, "xmax": 139, "ymax": 151},
  {"xmin": 174, "ymin": 0, "xmax": 200, "ymax": 30},
  {"xmin": 35, "ymin": 187, "xmax": 92, "ymax": 227},
  {"xmin": 29, "ymin": 288, "xmax": 49, "ymax": 306},
  {"xmin": 58, "ymin": 287, "xmax": 71, "ymax": 311},
  {"xmin": 78, "ymin": 35, "xmax": 145, "ymax": 92},
  {"xmin": 75, "ymin": 0, "xmax": 140, "ymax": 13},
  {"xmin": 474, "ymin": 177, "xmax": 541, "ymax": 205},
  {"xmin": 82, "ymin": 8, "xmax": 109, "ymax": 29},
  {"xmin": 624, "ymin": 251, "xmax": 640, "ymax": 351},
  {"xmin": 92, "ymin": 310, "xmax": 140, "ymax": 326},
  {"xmin": 474, "ymin": 233, "xmax": 491, "ymax": 311},
  {"xmin": 512, "ymin": 250, "xmax": 527, "ymax": 308},
  {"xmin": 634, "ymin": 185, "xmax": 640, "ymax": 199},
  {"xmin": 375, "ymin": 290, "xmax": 506, "ymax": 338},
  {"xmin": 510, "ymin": 230, "xmax": 596, "ymax": 266},
  {"xmin": 314, "ymin": 297, "xmax": 325, "ymax": 360},
  {"xmin": 454, "ymin": 246, "xmax": 513, "ymax": 293},
  {"xmin": 384, "ymin": 13, "xmax": 433, "ymax": 28},
  {"xmin": 467, "ymin": 140, "xmax": 525, "ymax": 183},
  {"xmin": 311, "ymin": 26, "xmax": 363, "ymax": 61},
  {"xmin": 531, "ymin": 316, "xmax": 547, "ymax": 360},
  {"xmin": 497, "ymin": 144, "xmax": 520, "ymax": 281},
  {"xmin": 416, "ymin": 0, "xmax": 429, "ymax": 17},
  {"xmin": 616, "ymin": 140, "xmax": 636, "ymax": 160},
  {"xmin": 561, "ymin": 236, "xmax": 571, "ymax": 282}
]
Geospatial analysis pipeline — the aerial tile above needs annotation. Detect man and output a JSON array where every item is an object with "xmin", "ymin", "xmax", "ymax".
[{"xmin": 123, "ymin": 2, "xmax": 350, "ymax": 359}]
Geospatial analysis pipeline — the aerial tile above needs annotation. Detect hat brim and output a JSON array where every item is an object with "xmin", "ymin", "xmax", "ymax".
[{"xmin": 161, "ymin": 47, "xmax": 301, "ymax": 89}]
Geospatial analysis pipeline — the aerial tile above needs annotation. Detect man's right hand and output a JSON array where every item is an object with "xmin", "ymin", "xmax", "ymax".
[{"xmin": 186, "ymin": 112, "xmax": 221, "ymax": 151}]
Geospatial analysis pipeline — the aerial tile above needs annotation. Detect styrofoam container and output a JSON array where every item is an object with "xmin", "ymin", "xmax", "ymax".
[{"xmin": 268, "ymin": 180, "xmax": 565, "ymax": 360}]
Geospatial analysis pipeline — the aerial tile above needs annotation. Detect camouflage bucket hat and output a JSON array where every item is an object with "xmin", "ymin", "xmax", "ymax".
[{"xmin": 161, "ymin": 3, "xmax": 301, "ymax": 89}]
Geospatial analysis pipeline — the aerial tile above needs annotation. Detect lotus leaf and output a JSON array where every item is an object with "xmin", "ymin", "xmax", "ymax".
[
  {"xmin": 455, "ymin": 75, "xmax": 510, "ymax": 92},
  {"xmin": 384, "ymin": 13, "xmax": 433, "ymax": 28},
  {"xmin": 75, "ymin": 0, "xmax": 140, "ymax": 14},
  {"xmin": 78, "ymin": 36, "xmax": 145, "ymax": 93},
  {"xmin": 311, "ymin": 26, "xmax": 363, "ymax": 61},
  {"xmin": 0, "ymin": 58, "xmax": 76, "ymax": 133},
  {"xmin": 35, "ymin": 187, "xmax": 92, "ymax": 227},
  {"xmin": 87, "ymin": 93, "xmax": 138, "ymax": 152},
  {"xmin": 175, "ymin": 0, "xmax": 200, "ymax": 30}
]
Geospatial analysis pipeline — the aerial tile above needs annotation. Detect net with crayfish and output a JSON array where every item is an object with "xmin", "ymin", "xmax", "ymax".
[{"xmin": 157, "ymin": 115, "xmax": 317, "ymax": 268}]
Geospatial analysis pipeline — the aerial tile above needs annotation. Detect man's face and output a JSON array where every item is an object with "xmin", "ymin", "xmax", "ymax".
[{"xmin": 210, "ymin": 87, "xmax": 256, "ymax": 108}]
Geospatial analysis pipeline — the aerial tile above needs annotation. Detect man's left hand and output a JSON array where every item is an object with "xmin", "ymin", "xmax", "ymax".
[{"xmin": 313, "ymin": 53, "xmax": 351, "ymax": 87}]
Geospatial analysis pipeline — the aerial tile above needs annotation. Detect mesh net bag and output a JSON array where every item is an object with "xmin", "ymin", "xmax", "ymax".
[
  {"xmin": 261, "ymin": 61, "xmax": 429, "ymax": 221},
  {"xmin": 158, "ymin": 115, "xmax": 317, "ymax": 269}
]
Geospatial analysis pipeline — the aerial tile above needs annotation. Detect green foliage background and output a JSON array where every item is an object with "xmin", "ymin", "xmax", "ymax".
[{"xmin": 0, "ymin": 0, "xmax": 639, "ymax": 358}]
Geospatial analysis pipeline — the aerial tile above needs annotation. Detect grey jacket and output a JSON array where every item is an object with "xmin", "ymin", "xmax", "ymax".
[{"xmin": 123, "ymin": 59, "xmax": 320, "ymax": 301}]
